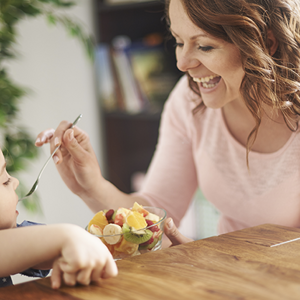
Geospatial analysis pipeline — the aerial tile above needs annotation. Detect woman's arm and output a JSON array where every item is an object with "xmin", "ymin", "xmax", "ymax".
[
  {"xmin": 36, "ymin": 125, "xmax": 149, "ymax": 213},
  {"xmin": 36, "ymin": 77, "xmax": 198, "ymax": 245},
  {"xmin": 0, "ymin": 224, "xmax": 117, "ymax": 288},
  {"xmin": 35, "ymin": 77, "xmax": 196, "ymax": 218}
]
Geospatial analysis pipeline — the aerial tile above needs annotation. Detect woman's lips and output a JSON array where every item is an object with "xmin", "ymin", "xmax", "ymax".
[
  {"xmin": 195, "ymin": 77, "xmax": 222, "ymax": 93},
  {"xmin": 193, "ymin": 75, "xmax": 221, "ymax": 89}
]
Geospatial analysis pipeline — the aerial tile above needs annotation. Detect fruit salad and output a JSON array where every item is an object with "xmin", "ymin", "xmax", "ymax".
[{"xmin": 87, "ymin": 203, "xmax": 166, "ymax": 260}]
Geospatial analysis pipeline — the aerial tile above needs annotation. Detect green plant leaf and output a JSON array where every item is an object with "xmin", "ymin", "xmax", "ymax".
[
  {"xmin": 47, "ymin": 13, "xmax": 57, "ymax": 25},
  {"xmin": 0, "ymin": 0, "xmax": 94, "ymax": 214}
]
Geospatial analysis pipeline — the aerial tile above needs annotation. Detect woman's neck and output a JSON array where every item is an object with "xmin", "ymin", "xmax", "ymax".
[{"xmin": 222, "ymin": 100, "xmax": 295, "ymax": 153}]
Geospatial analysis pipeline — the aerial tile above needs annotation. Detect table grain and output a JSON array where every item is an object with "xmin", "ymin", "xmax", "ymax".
[{"xmin": 2, "ymin": 224, "xmax": 300, "ymax": 300}]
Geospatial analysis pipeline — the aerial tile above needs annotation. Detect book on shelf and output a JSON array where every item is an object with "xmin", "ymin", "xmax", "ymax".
[
  {"xmin": 111, "ymin": 48, "xmax": 144, "ymax": 114},
  {"xmin": 128, "ymin": 43, "xmax": 179, "ymax": 111},
  {"xmin": 95, "ymin": 44, "xmax": 118, "ymax": 112},
  {"xmin": 95, "ymin": 35, "xmax": 179, "ymax": 114}
]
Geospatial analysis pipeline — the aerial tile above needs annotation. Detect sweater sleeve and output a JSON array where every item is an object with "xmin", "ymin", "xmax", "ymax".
[{"xmin": 136, "ymin": 76, "xmax": 199, "ymax": 226}]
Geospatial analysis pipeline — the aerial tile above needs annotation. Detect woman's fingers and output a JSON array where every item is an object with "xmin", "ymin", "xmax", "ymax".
[
  {"xmin": 164, "ymin": 217, "xmax": 194, "ymax": 246},
  {"xmin": 61, "ymin": 129, "xmax": 87, "ymax": 161},
  {"xmin": 50, "ymin": 120, "xmax": 73, "ymax": 152},
  {"xmin": 35, "ymin": 119, "xmax": 81, "ymax": 150},
  {"xmin": 35, "ymin": 129, "xmax": 55, "ymax": 146}
]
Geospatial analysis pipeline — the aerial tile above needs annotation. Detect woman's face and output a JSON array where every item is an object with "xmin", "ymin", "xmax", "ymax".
[
  {"xmin": 0, "ymin": 150, "xmax": 19, "ymax": 230},
  {"xmin": 169, "ymin": 0, "xmax": 245, "ymax": 109}
]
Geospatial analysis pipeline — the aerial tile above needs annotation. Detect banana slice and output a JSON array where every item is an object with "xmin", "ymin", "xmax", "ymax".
[{"xmin": 103, "ymin": 224, "xmax": 122, "ymax": 245}]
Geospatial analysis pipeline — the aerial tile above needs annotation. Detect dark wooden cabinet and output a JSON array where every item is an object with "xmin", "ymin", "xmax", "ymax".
[
  {"xmin": 103, "ymin": 111, "xmax": 161, "ymax": 193},
  {"xmin": 94, "ymin": 0, "xmax": 180, "ymax": 193}
]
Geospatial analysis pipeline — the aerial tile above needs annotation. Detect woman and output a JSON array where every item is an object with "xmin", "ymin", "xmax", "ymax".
[{"xmin": 36, "ymin": 0, "xmax": 300, "ymax": 244}]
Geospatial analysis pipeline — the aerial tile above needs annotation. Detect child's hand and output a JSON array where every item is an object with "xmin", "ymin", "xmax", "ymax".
[{"xmin": 50, "ymin": 226, "xmax": 118, "ymax": 289}]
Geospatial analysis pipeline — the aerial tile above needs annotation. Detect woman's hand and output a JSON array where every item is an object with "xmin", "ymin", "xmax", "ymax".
[
  {"xmin": 51, "ymin": 225, "xmax": 118, "ymax": 289},
  {"xmin": 164, "ymin": 217, "xmax": 194, "ymax": 246},
  {"xmin": 35, "ymin": 121, "xmax": 103, "ymax": 201}
]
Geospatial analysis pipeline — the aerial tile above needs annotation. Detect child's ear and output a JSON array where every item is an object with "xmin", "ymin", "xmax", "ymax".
[{"xmin": 267, "ymin": 29, "xmax": 278, "ymax": 56}]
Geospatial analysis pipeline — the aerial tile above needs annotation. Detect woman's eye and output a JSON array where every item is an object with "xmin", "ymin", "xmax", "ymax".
[
  {"xmin": 174, "ymin": 42, "xmax": 183, "ymax": 48},
  {"xmin": 198, "ymin": 46, "xmax": 214, "ymax": 52},
  {"xmin": 4, "ymin": 178, "xmax": 11, "ymax": 186}
]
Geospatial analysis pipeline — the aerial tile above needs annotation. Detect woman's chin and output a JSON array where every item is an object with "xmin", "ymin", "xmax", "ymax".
[{"xmin": 202, "ymin": 98, "xmax": 225, "ymax": 109}]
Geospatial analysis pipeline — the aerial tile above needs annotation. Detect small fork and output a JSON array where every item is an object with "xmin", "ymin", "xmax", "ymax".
[{"xmin": 18, "ymin": 114, "xmax": 82, "ymax": 202}]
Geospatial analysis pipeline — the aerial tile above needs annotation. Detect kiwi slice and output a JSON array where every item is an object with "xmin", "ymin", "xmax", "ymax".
[
  {"xmin": 148, "ymin": 237, "xmax": 159, "ymax": 249},
  {"xmin": 139, "ymin": 237, "xmax": 159, "ymax": 250},
  {"xmin": 123, "ymin": 224, "xmax": 153, "ymax": 244}
]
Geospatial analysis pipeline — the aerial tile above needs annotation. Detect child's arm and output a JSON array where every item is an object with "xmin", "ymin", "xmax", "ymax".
[{"xmin": 0, "ymin": 223, "xmax": 118, "ymax": 288}]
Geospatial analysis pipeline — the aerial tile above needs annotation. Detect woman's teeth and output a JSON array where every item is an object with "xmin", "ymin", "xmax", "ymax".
[
  {"xmin": 193, "ymin": 75, "xmax": 217, "ymax": 83},
  {"xmin": 193, "ymin": 75, "xmax": 220, "ymax": 88},
  {"xmin": 202, "ymin": 82, "xmax": 217, "ymax": 88}
]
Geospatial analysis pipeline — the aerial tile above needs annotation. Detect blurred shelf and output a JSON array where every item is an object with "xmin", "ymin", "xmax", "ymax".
[
  {"xmin": 94, "ymin": 0, "xmax": 176, "ymax": 192},
  {"xmin": 95, "ymin": 0, "xmax": 166, "ymax": 43},
  {"xmin": 97, "ymin": 1, "xmax": 164, "ymax": 12}
]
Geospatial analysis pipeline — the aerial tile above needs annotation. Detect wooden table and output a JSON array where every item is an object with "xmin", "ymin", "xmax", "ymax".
[{"xmin": 2, "ymin": 223, "xmax": 300, "ymax": 299}]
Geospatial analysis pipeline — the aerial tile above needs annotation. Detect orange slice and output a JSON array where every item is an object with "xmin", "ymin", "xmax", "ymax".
[
  {"xmin": 88, "ymin": 211, "xmax": 108, "ymax": 231},
  {"xmin": 132, "ymin": 202, "xmax": 149, "ymax": 217},
  {"xmin": 114, "ymin": 238, "xmax": 139, "ymax": 255},
  {"xmin": 126, "ymin": 211, "xmax": 147, "ymax": 230}
]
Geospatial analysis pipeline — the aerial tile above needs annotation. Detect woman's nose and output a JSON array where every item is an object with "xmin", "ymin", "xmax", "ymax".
[{"xmin": 176, "ymin": 49, "xmax": 201, "ymax": 72}]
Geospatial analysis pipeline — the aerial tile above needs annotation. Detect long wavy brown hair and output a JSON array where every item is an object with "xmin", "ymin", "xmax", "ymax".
[{"xmin": 165, "ymin": 0, "xmax": 300, "ymax": 164}]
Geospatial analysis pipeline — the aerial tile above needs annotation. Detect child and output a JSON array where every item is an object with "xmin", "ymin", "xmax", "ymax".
[{"xmin": 0, "ymin": 149, "xmax": 117, "ymax": 289}]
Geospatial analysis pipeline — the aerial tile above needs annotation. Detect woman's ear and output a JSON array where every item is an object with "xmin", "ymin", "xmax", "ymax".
[{"xmin": 267, "ymin": 29, "xmax": 279, "ymax": 56}]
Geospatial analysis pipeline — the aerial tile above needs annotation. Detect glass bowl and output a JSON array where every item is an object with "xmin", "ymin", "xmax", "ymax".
[{"xmin": 86, "ymin": 206, "xmax": 167, "ymax": 260}]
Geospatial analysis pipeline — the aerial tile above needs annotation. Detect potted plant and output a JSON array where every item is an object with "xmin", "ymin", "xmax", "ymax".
[{"xmin": 0, "ymin": 0, "xmax": 94, "ymax": 212}]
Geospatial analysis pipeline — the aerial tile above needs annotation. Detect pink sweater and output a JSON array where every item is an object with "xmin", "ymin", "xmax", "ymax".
[{"xmin": 137, "ymin": 75, "xmax": 300, "ymax": 234}]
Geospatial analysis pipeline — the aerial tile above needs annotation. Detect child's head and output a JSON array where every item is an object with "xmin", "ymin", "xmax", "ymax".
[{"xmin": 0, "ymin": 149, "xmax": 19, "ymax": 230}]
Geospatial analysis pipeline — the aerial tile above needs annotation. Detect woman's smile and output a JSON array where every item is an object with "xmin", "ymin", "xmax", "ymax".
[{"xmin": 193, "ymin": 75, "xmax": 222, "ymax": 90}]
